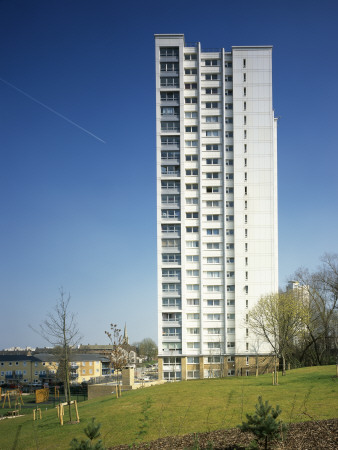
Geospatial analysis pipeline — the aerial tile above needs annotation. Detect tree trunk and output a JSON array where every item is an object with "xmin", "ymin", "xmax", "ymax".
[{"xmin": 282, "ymin": 354, "xmax": 286, "ymax": 376}]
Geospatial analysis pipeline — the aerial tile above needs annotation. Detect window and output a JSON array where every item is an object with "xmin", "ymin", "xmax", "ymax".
[
  {"xmin": 161, "ymin": 136, "xmax": 180, "ymax": 146},
  {"xmin": 187, "ymin": 370, "xmax": 200, "ymax": 378},
  {"xmin": 245, "ymin": 286, "xmax": 249, "ymax": 294},
  {"xmin": 161, "ymin": 151, "xmax": 180, "ymax": 161},
  {"xmin": 246, "ymin": 329, "xmax": 249, "ymax": 338},
  {"xmin": 185, "ymin": 83, "xmax": 198, "ymax": 90},
  {"xmin": 185, "ymin": 68, "xmax": 197, "ymax": 74},
  {"xmin": 243, "ymin": 73, "xmax": 246, "ymax": 82},
  {"xmin": 244, "ymin": 143, "xmax": 247, "ymax": 152},
  {"xmin": 206, "ymin": 200, "xmax": 220, "ymax": 207},
  {"xmin": 204, "ymin": 59, "xmax": 218, "ymax": 66},
  {"xmin": 207, "ymin": 342, "xmax": 221, "ymax": 348},
  {"xmin": 186, "ymin": 255, "xmax": 199, "ymax": 262},
  {"xmin": 162, "ymin": 269, "xmax": 180, "ymax": 278},
  {"xmin": 185, "ymin": 112, "xmax": 198, "ymax": 119},
  {"xmin": 185, "ymin": 155, "xmax": 198, "ymax": 161},
  {"xmin": 161, "ymin": 209, "xmax": 180, "ymax": 219},
  {"xmin": 225, "ymin": 117, "xmax": 233, "ymax": 123},
  {"xmin": 186, "ymin": 226, "xmax": 198, "ymax": 233},
  {"xmin": 162, "ymin": 327, "xmax": 181, "ymax": 336},
  {"xmin": 206, "ymin": 172, "xmax": 219, "ymax": 179},
  {"xmin": 162, "ymin": 298, "xmax": 181, "ymax": 307},
  {"xmin": 245, "ymin": 242, "xmax": 248, "ymax": 252},
  {"xmin": 187, "ymin": 314, "xmax": 199, "ymax": 320},
  {"xmin": 244, "ymin": 186, "xmax": 248, "ymax": 195},
  {"xmin": 205, "ymin": 88, "xmax": 218, "ymax": 94},
  {"xmin": 187, "ymin": 342, "xmax": 200, "ymax": 348},
  {"xmin": 245, "ymin": 257, "xmax": 248, "ymax": 265},
  {"xmin": 160, "ymin": 47, "xmax": 179, "ymax": 57},
  {"xmin": 243, "ymin": 101, "xmax": 246, "ymax": 111},
  {"xmin": 226, "ymin": 257, "xmax": 234, "ymax": 263},
  {"xmin": 243, "ymin": 87, "xmax": 247, "ymax": 96},
  {"xmin": 207, "ymin": 285, "xmax": 221, "ymax": 292},
  {"xmin": 205, "ymin": 102, "xmax": 218, "ymax": 108},
  {"xmin": 244, "ymin": 172, "xmax": 247, "ymax": 181},
  {"xmin": 226, "ymin": 243, "xmax": 234, "ymax": 249},
  {"xmin": 186, "ymin": 169, "xmax": 198, "ymax": 175},
  {"xmin": 244, "ymin": 130, "xmax": 247, "ymax": 139},
  {"xmin": 225, "ymin": 173, "xmax": 233, "ymax": 180},
  {"xmin": 225, "ymin": 90, "xmax": 233, "ymax": 96},
  {"xmin": 206, "ymin": 229, "xmax": 220, "ymax": 235},
  {"xmin": 187, "ymin": 284, "xmax": 199, "ymax": 291},
  {"xmin": 185, "ymin": 97, "xmax": 198, "ymax": 104},
  {"xmin": 207, "ymin": 214, "xmax": 219, "ymax": 221},
  {"xmin": 227, "ymin": 285, "xmax": 235, "ymax": 292},
  {"xmin": 162, "ymin": 254, "xmax": 181, "ymax": 264},
  {"xmin": 185, "ymin": 140, "xmax": 198, "ymax": 147},
  {"xmin": 227, "ymin": 299, "xmax": 235, "ymax": 306},
  {"xmin": 226, "ymin": 229, "xmax": 234, "ymax": 236},
  {"xmin": 206, "ymin": 271, "xmax": 221, "ymax": 278},
  {"xmin": 186, "ymin": 241, "xmax": 199, "ymax": 247},
  {"xmin": 186, "ymin": 212, "xmax": 198, "ymax": 218},
  {"xmin": 246, "ymin": 343, "xmax": 249, "ymax": 351},
  {"xmin": 187, "ymin": 328, "xmax": 200, "ymax": 334},
  {"xmin": 243, "ymin": 58, "xmax": 246, "ymax": 68},
  {"xmin": 245, "ymin": 215, "xmax": 248, "ymax": 224},
  {"xmin": 207, "ymin": 299, "xmax": 220, "ymax": 306},
  {"xmin": 245, "ymin": 229, "xmax": 248, "ymax": 238},
  {"xmin": 246, "ymin": 299, "xmax": 249, "ymax": 308},
  {"xmin": 160, "ymin": 62, "xmax": 179, "ymax": 72},
  {"xmin": 162, "ymin": 313, "xmax": 181, "ymax": 324},
  {"xmin": 207, "ymin": 356, "xmax": 221, "ymax": 363},
  {"xmin": 227, "ymin": 271, "xmax": 235, "ymax": 278},
  {"xmin": 186, "ymin": 183, "xmax": 198, "ymax": 190},
  {"xmin": 227, "ymin": 342, "xmax": 235, "ymax": 348},
  {"xmin": 205, "ymin": 116, "xmax": 219, "ymax": 123},
  {"xmin": 206, "ymin": 186, "xmax": 220, "ymax": 193},
  {"xmin": 161, "ymin": 224, "xmax": 180, "ymax": 233},
  {"xmin": 206, "ymin": 130, "xmax": 219, "ymax": 137},
  {"xmin": 224, "ymin": 75, "xmax": 233, "ymax": 82},
  {"xmin": 227, "ymin": 328, "xmax": 235, "ymax": 334},
  {"xmin": 224, "ymin": 61, "xmax": 232, "ymax": 67},
  {"xmin": 185, "ymin": 126, "xmax": 198, "ymax": 133},
  {"xmin": 206, "ymin": 144, "xmax": 219, "ymax": 151},
  {"xmin": 226, "ymin": 201, "xmax": 234, "ymax": 208},
  {"xmin": 185, "ymin": 54, "xmax": 197, "ymax": 60},
  {"xmin": 186, "ymin": 270, "xmax": 199, "ymax": 277},
  {"xmin": 207, "ymin": 242, "xmax": 220, "ymax": 249},
  {"xmin": 161, "ymin": 92, "xmax": 179, "ymax": 102},
  {"xmin": 161, "ymin": 194, "xmax": 179, "ymax": 204},
  {"xmin": 225, "ymin": 131, "xmax": 233, "ymax": 137},
  {"xmin": 186, "ymin": 198, "xmax": 198, "ymax": 205},
  {"xmin": 187, "ymin": 298, "xmax": 199, "ymax": 305},
  {"xmin": 206, "ymin": 158, "xmax": 219, "ymax": 165},
  {"xmin": 160, "ymin": 77, "xmax": 179, "ymax": 88},
  {"xmin": 207, "ymin": 257, "xmax": 220, "ymax": 264},
  {"xmin": 205, "ymin": 74, "xmax": 218, "ymax": 80},
  {"xmin": 225, "ymin": 159, "xmax": 233, "ymax": 166},
  {"xmin": 161, "ymin": 121, "xmax": 179, "ymax": 132},
  {"xmin": 243, "ymin": 115, "xmax": 247, "ymax": 125},
  {"xmin": 226, "ymin": 146, "xmax": 233, "ymax": 152},
  {"xmin": 162, "ymin": 283, "xmax": 180, "ymax": 293},
  {"xmin": 226, "ymin": 215, "xmax": 234, "ymax": 222},
  {"xmin": 187, "ymin": 357, "xmax": 199, "ymax": 364}
]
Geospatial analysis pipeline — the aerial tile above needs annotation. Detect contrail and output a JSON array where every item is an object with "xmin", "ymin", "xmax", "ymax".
[{"xmin": 0, "ymin": 77, "xmax": 106, "ymax": 143}]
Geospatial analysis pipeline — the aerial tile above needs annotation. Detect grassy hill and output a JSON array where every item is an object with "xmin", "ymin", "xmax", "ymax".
[{"xmin": 0, "ymin": 366, "xmax": 337, "ymax": 449}]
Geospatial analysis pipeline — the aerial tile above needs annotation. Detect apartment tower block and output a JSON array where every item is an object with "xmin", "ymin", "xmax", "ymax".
[{"xmin": 155, "ymin": 34, "xmax": 278, "ymax": 380}]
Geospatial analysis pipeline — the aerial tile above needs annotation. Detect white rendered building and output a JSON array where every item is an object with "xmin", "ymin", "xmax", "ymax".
[{"xmin": 155, "ymin": 34, "xmax": 278, "ymax": 380}]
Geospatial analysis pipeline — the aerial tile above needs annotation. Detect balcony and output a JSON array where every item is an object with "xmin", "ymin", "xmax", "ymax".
[{"xmin": 161, "ymin": 170, "xmax": 180, "ymax": 178}]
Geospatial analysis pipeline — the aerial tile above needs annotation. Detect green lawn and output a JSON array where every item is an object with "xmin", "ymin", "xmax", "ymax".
[{"xmin": 0, "ymin": 366, "xmax": 337, "ymax": 449}]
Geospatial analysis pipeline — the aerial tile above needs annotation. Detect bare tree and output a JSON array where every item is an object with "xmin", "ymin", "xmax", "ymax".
[
  {"xmin": 35, "ymin": 288, "xmax": 80, "ymax": 422},
  {"xmin": 293, "ymin": 253, "xmax": 338, "ymax": 366},
  {"xmin": 248, "ymin": 291, "xmax": 308, "ymax": 382},
  {"xmin": 105, "ymin": 324, "xmax": 128, "ymax": 376}
]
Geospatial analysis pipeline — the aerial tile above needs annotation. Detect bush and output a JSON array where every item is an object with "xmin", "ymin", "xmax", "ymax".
[{"xmin": 238, "ymin": 396, "xmax": 287, "ymax": 449}]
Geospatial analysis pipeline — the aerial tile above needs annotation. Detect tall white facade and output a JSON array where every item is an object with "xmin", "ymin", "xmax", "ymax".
[{"xmin": 155, "ymin": 34, "xmax": 278, "ymax": 380}]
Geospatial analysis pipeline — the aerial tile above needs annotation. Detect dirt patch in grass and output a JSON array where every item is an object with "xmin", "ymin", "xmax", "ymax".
[{"xmin": 111, "ymin": 419, "xmax": 337, "ymax": 449}]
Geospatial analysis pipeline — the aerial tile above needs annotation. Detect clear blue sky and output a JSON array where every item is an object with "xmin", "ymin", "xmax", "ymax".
[{"xmin": 1, "ymin": 0, "xmax": 337, "ymax": 349}]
